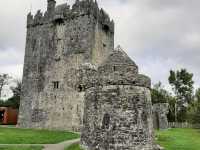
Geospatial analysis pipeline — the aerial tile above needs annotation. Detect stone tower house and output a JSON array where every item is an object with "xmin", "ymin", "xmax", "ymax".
[{"xmin": 18, "ymin": 0, "xmax": 114, "ymax": 131}]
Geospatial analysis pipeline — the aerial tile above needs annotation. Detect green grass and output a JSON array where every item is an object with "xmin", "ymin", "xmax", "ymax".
[
  {"xmin": 0, "ymin": 127, "xmax": 80, "ymax": 144},
  {"xmin": 0, "ymin": 146, "xmax": 43, "ymax": 150},
  {"xmin": 65, "ymin": 144, "xmax": 83, "ymax": 150},
  {"xmin": 64, "ymin": 128, "xmax": 200, "ymax": 150},
  {"xmin": 156, "ymin": 128, "xmax": 200, "ymax": 150}
]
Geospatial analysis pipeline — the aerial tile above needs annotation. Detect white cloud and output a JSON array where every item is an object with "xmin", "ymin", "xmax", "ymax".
[{"xmin": 0, "ymin": 64, "xmax": 23, "ymax": 79}]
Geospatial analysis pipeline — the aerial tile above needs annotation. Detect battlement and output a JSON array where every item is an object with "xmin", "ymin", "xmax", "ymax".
[{"xmin": 27, "ymin": 0, "xmax": 114, "ymax": 33}]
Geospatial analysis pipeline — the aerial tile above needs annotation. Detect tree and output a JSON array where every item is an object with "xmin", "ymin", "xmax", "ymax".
[
  {"xmin": 168, "ymin": 69, "xmax": 194, "ymax": 122},
  {"xmin": 195, "ymin": 88, "xmax": 200, "ymax": 102},
  {"xmin": 151, "ymin": 82, "xmax": 169, "ymax": 104},
  {"xmin": 167, "ymin": 96, "xmax": 176, "ymax": 122},
  {"xmin": 0, "ymin": 100, "xmax": 5, "ymax": 106},
  {"xmin": 187, "ymin": 88, "xmax": 200, "ymax": 124},
  {"xmin": 11, "ymin": 80, "xmax": 21, "ymax": 98},
  {"xmin": 0, "ymin": 74, "xmax": 10, "ymax": 99},
  {"xmin": 6, "ymin": 80, "xmax": 21, "ymax": 108},
  {"xmin": 187, "ymin": 101, "xmax": 200, "ymax": 124}
]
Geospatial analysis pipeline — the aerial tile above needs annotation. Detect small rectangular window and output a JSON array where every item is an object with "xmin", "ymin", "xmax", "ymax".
[
  {"xmin": 53, "ymin": 81, "xmax": 59, "ymax": 89},
  {"xmin": 113, "ymin": 66, "xmax": 116, "ymax": 71}
]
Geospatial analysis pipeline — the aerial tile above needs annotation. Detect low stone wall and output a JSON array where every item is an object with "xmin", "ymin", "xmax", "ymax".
[
  {"xmin": 152, "ymin": 103, "xmax": 169, "ymax": 130},
  {"xmin": 168, "ymin": 122, "xmax": 200, "ymax": 129}
]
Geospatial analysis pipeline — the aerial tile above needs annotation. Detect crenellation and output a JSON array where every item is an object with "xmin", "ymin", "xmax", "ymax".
[
  {"xmin": 27, "ymin": 0, "xmax": 114, "ymax": 34},
  {"xmin": 27, "ymin": 13, "xmax": 34, "ymax": 27},
  {"xmin": 33, "ymin": 10, "xmax": 44, "ymax": 26},
  {"xmin": 47, "ymin": 0, "xmax": 56, "ymax": 14}
]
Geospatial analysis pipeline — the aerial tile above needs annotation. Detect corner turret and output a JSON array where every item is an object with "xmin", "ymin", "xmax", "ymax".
[{"xmin": 47, "ymin": 0, "xmax": 56, "ymax": 13}]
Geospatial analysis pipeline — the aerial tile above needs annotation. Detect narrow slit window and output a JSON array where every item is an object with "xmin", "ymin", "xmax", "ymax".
[
  {"xmin": 113, "ymin": 66, "xmax": 116, "ymax": 71},
  {"xmin": 32, "ymin": 39, "xmax": 36, "ymax": 51}
]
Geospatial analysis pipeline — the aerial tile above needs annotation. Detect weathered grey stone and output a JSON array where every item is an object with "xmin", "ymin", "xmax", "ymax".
[
  {"xmin": 153, "ymin": 103, "xmax": 169, "ymax": 130},
  {"xmin": 81, "ymin": 48, "xmax": 155, "ymax": 150},
  {"xmin": 19, "ymin": 1, "xmax": 159, "ymax": 149},
  {"xmin": 18, "ymin": 0, "xmax": 114, "ymax": 131}
]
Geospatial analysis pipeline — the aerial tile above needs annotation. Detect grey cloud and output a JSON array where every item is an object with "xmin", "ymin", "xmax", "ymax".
[{"xmin": 0, "ymin": 0, "xmax": 200, "ymax": 89}]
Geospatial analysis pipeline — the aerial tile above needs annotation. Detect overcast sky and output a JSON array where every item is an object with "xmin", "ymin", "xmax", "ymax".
[{"xmin": 0, "ymin": 0, "xmax": 200, "ymax": 97}]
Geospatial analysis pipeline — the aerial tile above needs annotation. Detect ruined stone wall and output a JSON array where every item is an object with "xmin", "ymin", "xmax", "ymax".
[
  {"xmin": 18, "ymin": 0, "xmax": 114, "ymax": 131},
  {"xmin": 153, "ymin": 103, "xmax": 169, "ymax": 130},
  {"xmin": 82, "ymin": 85, "xmax": 154, "ymax": 150},
  {"xmin": 81, "ymin": 48, "xmax": 155, "ymax": 150}
]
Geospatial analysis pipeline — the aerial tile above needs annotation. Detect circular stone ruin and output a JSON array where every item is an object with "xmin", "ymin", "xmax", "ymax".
[{"xmin": 81, "ymin": 47, "xmax": 155, "ymax": 150}]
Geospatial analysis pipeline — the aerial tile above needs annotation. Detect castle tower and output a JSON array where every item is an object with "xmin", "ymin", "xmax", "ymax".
[
  {"xmin": 18, "ymin": 0, "xmax": 114, "ymax": 131},
  {"xmin": 47, "ymin": 0, "xmax": 56, "ymax": 13}
]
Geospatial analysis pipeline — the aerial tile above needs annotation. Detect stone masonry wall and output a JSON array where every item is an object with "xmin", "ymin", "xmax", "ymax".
[
  {"xmin": 18, "ymin": 0, "xmax": 114, "ymax": 131},
  {"xmin": 81, "ymin": 47, "xmax": 155, "ymax": 150},
  {"xmin": 153, "ymin": 103, "xmax": 169, "ymax": 130},
  {"xmin": 82, "ymin": 85, "xmax": 154, "ymax": 150}
]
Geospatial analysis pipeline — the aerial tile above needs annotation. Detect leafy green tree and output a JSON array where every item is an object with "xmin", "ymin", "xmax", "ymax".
[
  {"xmin": 168, "ymin": 69, "xmax": 194, "ymax": 122},
  {"xmin": 187, "ymin": 88, "xmax": 200, "ymax": 124},
  {"xmin": 167, "ymin": 96, "xmax": 176, "ymax": 122},
  {"xmin": 6, "ymin": 80, "xmax": 21, "ymax": 108},
  {"xmin": 151, "ymin": 82, "xmax": 169, "ymax": 104},
  {"xmin": 195, "ymin": 88, "xmax": 200, "ymax": 102},
  {"xmin": 0, "ymin": 100, "xmax": 5, "ymax": 106},
  {"xmin": 169, "ymin": 69, "xmax": 194, "ymax": 104},
  {"xmin": 187, "ymin": 101, "xmax": 200, "ymax": 124}
]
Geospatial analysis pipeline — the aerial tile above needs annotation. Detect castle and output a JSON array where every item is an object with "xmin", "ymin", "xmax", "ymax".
[
  {"xmin": 18, "ymin": 0, "xmax": 114, "ymax": 131},
  {"xmin": 18, "ymin": 1, "xmax": 161, "ymax": 149}
]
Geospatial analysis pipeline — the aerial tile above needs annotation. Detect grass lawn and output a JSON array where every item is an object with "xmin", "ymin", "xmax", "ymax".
[
  {"xmin": 65, "ymin": 128, "xmax": 200, "ymax": 150},
  {"xmin": 65, "ymin": 144, "xmax": 83, "ymax": 150},
  {"xmin": 0, "ymin": 146, "xmax": 43, "ymax": 150},
  {"xmin": 156, "ymin": 128, "xmax": 200, "ymax": 150},
  {"xmin": 0, "ymin": 127, "xmax": 80, "ymax": 144}
]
